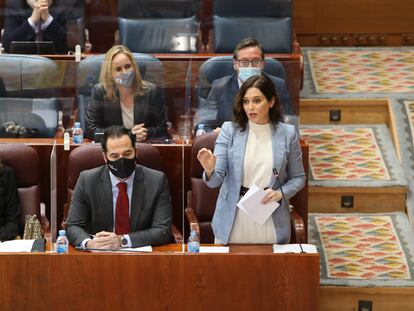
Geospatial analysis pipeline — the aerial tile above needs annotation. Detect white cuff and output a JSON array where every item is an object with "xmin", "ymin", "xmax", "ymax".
[
  {"xmin": 80, "ymin": 238, "xmax": 91, "ymax": 249},
  {"xmin": 27, "ymin": 17, "xmax": 38, "ymax": 33},
  {"xmin": 121, "ymin": 234, "xmax": 132, "ymax": 248},
  {"xmin": 41, "ymin": 15, "xmax": 53, "ymax": 30}
]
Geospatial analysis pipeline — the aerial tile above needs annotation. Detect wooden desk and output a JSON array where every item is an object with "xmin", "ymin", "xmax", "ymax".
[{"xmin": 0, "ymin": 245, "xmax": 319, "ymax": 310}]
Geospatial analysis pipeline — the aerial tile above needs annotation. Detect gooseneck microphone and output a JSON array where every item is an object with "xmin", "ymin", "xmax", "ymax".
[{"xmin": 272, "ymin": 168, "xmax": 305, "ymax": 253}]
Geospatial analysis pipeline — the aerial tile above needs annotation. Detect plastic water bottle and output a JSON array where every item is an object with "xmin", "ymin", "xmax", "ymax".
[
  {"xmin": 72, "ymin": 122, "xmax": 84, "ymax": 144},
  {"xmin": 56, "ymin": 230, "xmax": 69, "ymax": 254},
  {"xmin": 188, "ymin": 230, "xmax": 200, "ymax": 253},
  {"xmin": 195, "ymin": 123, "xmax": 206, "ymax": 137}
]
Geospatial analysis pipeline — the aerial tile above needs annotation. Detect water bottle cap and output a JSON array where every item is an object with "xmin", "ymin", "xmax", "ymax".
[
  {"xmin": 58, "ymin": 230, "xmax": 66, "ymax": 236},
  {"xmin": 190, "ymin": 230, "xmax": 198, "ymax": 236},
  {"xmin": 198, "ymin": 124, "xmax": 204, "ymax": 129},
  {"xmin": 74, "ymin": 122, "xmax": 81, "ymax": 128}
]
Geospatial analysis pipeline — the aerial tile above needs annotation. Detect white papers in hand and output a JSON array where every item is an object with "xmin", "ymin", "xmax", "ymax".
[
  {"xmin": 199, "ymin": 246, "xmax": 229, "ymax": 253},
  {"xmin": 236, "ymin": 184, "xmax": 279, "ymax": 226},
  {"xmin": 0, "ymin": 239, "xmax": 35, "ymax": 252},
  {"xmin": 272, "ymin": 244, "xmax": 318, "ymax": 254}
]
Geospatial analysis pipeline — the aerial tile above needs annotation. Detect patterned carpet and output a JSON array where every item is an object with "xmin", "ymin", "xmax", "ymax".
[
  {"xmin": 299, "ymin": 124, "xmax": 406, "ymax": 188},
  {"xmin": 404, "ymin": 100, "xmax": 414, "ymax": 148},
  {"xmin": 301, "ymin": 127, "xmax": 390, "ymax": 181},
  {"xmin": 307, "ymin": 49, "xmax": 414, "ymax": 94},
  {"xmin": 309, "ymin": 212, "xmax": 414, "ymax": 286},
  {"xmin": 303, "ymin": 48, "xmax": 414, "ymax": 288}
]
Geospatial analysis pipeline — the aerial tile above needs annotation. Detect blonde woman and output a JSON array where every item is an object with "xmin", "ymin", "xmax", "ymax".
[{"xmin": 86, "ymin": 45, "xmax": 168, "ymax": 141}]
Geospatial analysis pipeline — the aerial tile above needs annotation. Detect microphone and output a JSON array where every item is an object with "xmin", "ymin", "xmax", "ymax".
[{"xmin": 272, "ymin": 167, "xmax": 305, "ymax": 253}]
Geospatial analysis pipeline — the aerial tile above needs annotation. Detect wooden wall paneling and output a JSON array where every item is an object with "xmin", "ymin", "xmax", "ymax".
[
  {"xmin": 293, "ymin": 0, "xmax": 414, "ymax": 46},
  {"xmin": 0, "ymin": 248, "xmax": 320, "ymax": 311}
]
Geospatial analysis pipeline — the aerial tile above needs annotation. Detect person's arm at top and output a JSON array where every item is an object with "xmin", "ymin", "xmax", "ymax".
[
  {"xmin": 128, "ymin": 173, "xmax": 172, "ymax": 247},
  {"xmin": 280, "ymin": 127, "xmax": 306, "ymax": 199},
  {"xmin": 278, "ymin": 78, "xmax": 294, "ymax": 116},
  {"xmin": 66, "ymin": 172, "xmax": 92, "ymax": 247},
  {"xmin": 144, "ymin": 85, "xmax": 168, "ymax": 139},
  {"xmin": 2, "ymin": 2, "xmax": 36, "ymax": 52},
  {"xmin": 86, "ymin": 84, "xmax": 109, "ymax": 139}
]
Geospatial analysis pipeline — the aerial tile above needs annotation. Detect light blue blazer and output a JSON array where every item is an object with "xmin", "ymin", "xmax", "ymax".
[{"xmin": 203, "ymin": 121, "xmax": 306, "ymax": 244}]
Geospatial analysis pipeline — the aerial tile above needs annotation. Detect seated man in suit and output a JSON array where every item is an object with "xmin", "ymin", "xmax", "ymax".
[
  {"xmin": 203, "ymin": 37, "xmax": 293, "ymax": 127},
  {"xmin": 2, "ymin": 0, "xmax": 83, "ymax": 53},
  {"xmin": 66, "ymin": 125, "xmax": 172, "ymax": 250}
]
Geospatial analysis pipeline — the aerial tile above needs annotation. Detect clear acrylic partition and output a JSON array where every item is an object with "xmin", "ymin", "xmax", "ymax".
[{"xmin": 50, "ymin": 140, "xmax": 57, "ymax": 250}]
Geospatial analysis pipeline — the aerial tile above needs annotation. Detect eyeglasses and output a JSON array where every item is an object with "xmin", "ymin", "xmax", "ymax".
[{"xmin": 236, "ymin": 59, "xmax": 263, "ymax": 67}]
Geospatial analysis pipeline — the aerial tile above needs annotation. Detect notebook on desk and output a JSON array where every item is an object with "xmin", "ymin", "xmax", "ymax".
[
  {"xmin": 0, "ymin": 238, "xmax": 45, "ymax": 252},
  {"xmin": 10, "ymin": 41, "xmax": 56, "ymax": 54}
]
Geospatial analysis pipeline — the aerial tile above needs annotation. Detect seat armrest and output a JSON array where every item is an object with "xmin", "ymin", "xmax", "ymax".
[
  {"xmin": 185, "ymin": 191, "xmax": 200, "ymax": 235},
  {"xmin": 171, "ymin": 225, "xmax": 184, "ymax": 244},
  {"xmin": 40, "ymin": 202, "xmax": 50, "ymax": 233},
  {"xmin": 61, "ymin": 202, "xmax": 70, "ymax": 229},
  {"xmin": 290, "ymin": 206, "xmax": 306, "ymax": 243}
]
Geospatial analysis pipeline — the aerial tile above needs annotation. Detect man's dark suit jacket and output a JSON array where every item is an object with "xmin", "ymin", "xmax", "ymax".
[
  {"xmin": 2, "ymin": 0, "xmax": 83, "ymax": 53},
  {"xmin": 66, "ymin": 165, "xmax": 172, "ymax": 247},
  {"xmin": 86, "ymin": 83, "xmax": 168, "ymax": 140},
  {"xmin": 0, "ymin": 165, "xmax": 21, "ymax": 241},
  {"xmin": 206, "ymin": 73, "xmax": 293, "ymax": 126}
]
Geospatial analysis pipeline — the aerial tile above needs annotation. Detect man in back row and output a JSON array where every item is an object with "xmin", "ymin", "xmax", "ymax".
[
  {"xmin": 66, "ymin": 125, "xmax": 172, "ymax": 250},
  {"xmin": 205, "ymin": 37, "xmax": 293, "ymax": 126}
]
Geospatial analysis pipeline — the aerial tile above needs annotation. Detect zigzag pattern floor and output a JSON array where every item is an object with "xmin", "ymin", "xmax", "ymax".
[{"xmin": 302, "ymin": 47, "xmax": 414, "ymax": 286}]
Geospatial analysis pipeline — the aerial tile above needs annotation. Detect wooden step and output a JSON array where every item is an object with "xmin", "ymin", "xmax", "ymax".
[
  {"xmin": 309, "ymin": 186, "xmax": 406, "ymax": 213},
  {"xmin": 321, "ymin": 286, "xmax": 414, "ymax": 311}
]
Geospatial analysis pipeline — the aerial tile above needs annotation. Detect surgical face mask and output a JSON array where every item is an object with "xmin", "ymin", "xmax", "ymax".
[
  {"xmin": 107, "ymin": 157, "xmax": 136, "ymax": 179},
  {"xmin": 238, "ymin": 67, "xmax": 262, "ymax": 82},
  {"xmin": 114, "ymin": 70, "xmax": 135, "ymax": 88}
]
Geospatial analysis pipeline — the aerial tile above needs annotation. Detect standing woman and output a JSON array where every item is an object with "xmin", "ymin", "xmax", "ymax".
[
  {"xmin": 0, "ymin": 160, "xmax": 21, "ymax": 241},
  {"xmin": 197, "ymin": 74, "xmax": 305, "ymax": 245},
  {"xmin": 86, "ymin": 45, "xmax": 168, "ymax": 141}
]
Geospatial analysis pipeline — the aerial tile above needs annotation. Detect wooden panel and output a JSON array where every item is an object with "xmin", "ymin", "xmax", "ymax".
[
  {"xmin": 321, "ymin": 286, "xmax": 414, "ymax": 311},
  {"xmin": 0, "ymin": 245, "xmax": 320, "ymax": 311},
  {"xmin": 293, "ymin": 0, "xmax": 414, "ymax": 46},
  {"xmin": 309, "ymin": 187, "xmax": 407, "ymax": 213},
  {"xmin": 300, "ymin": 98, "xmax": 401, "ymax": 160}
]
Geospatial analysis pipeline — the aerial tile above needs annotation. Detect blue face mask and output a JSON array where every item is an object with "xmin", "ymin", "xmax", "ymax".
[
  {"xmin": 114, "ymin": 70, "xmax": 135, "ymax": 88},
  {"xmin": 238, "ymin": 67, "xmax": 261, "ymax": 82}
]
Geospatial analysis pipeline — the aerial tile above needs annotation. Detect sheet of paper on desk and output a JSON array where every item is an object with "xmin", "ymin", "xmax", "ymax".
[
  {"xmin": 237, "ymin": 184, "xmax": 279, "ymax": 226},
  {"xmin": 0, "ymin": 239, "xmax": 35, "ymax": 252},
  {"xmin": 121, "ymin": 246, "xmax": 153, "ymax": 252},
  {"xmin": 273, "ymin": 244, "xmax": 318, "ymax": 254},
  {"xmin": 199, "ymin": 246, "xmax": 229, "ymax": 253}
]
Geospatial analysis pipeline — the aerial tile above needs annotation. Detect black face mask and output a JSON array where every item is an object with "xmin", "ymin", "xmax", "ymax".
[{"xmin": 106, "ymin": 157, "xmax": 136, "ymax": 179}]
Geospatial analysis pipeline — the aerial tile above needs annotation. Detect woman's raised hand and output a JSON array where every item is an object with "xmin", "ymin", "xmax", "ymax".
[{"xmin": 197, "ymin": 148, "xmax": 216, "ymax": 174}]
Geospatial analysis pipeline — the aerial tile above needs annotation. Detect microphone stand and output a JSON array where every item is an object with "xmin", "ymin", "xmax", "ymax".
[{"xmin": 272, "ymin": 168, "xmax": 305, "ymax": 253}]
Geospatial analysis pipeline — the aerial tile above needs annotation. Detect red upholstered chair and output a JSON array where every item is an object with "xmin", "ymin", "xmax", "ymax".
[
  {"xmin": 63, "ymin": 143, "xmax": 183, "ymax": 243},
  {"xmin": 185, "ymin": 131, "xmax": 308, "ymax": 243},
  {"xmin": 0, "ymin": 143, "xmax": 49, "ymax": 233}
]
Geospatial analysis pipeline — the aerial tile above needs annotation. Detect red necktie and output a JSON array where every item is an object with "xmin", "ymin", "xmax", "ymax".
[{"xmin": 115, "ymin": 182, "xmax": 130, "ymax": 234}]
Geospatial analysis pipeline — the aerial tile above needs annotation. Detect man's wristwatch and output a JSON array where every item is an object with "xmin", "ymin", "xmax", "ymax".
[{"xmin": 120, "ymin": 235, "xmax": 128, "ymax": 248}]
